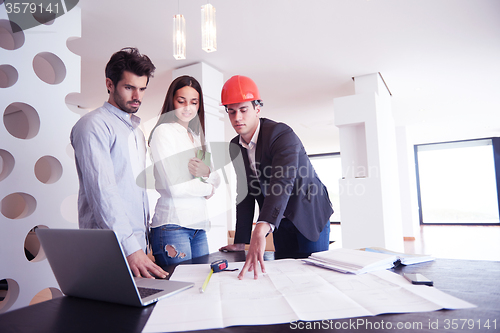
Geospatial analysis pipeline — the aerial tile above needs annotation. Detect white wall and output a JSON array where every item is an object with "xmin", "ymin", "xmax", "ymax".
[{"xmin": 0, "ymin": 8, "xmax": 81, "ymax": 312}]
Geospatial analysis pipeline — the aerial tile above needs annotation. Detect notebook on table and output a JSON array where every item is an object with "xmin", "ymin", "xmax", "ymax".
[{"xmin": 36, "ymin": 228, "xmax": 193, "ymax": 307}]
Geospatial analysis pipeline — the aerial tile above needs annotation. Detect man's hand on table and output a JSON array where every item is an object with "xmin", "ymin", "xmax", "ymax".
[
  {"xmin": 219, "ymin": 243, "xmax": 245, "ymax": 252},
  {"xmin": 127, "ymin": 250, "xmax": 168, "ymax": 279},
  {"xmin": 237, "ymin": 223, "xmax": 271, "ymax": 280}
]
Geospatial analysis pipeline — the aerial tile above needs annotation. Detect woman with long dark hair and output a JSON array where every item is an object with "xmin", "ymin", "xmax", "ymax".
[{"xmin": 149, "ymin": 75, "xmax": 220, "ymax": 267}]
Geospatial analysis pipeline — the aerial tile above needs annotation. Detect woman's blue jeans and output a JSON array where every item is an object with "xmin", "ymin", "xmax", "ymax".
[{"xmin": 151, "ymin": 224, "xmax": 209, "ymax": 269}]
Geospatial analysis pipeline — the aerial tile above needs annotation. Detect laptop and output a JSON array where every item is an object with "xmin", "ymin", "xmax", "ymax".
[{"xmin": 36, "ymin": 228, "xmax": 194, "ymax": 307}]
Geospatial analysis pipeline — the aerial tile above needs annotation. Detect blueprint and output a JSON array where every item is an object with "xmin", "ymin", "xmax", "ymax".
[{"xmin": 142, "ymin": 259, "xmax": 475, "ymax": 332}]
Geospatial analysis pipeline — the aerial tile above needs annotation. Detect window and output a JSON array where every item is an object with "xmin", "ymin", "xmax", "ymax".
[
  {"xmin": 309, "ymin": 153, "xmax": 342, "ymax": 223},
  {"xmin": 415, "ymin": 138, "xmax": 500, "ymax": 225}
]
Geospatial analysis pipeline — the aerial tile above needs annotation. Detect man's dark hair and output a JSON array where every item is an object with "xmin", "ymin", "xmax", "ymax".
[
  {"xmin": 224, "ymin": 100, "xmax": 263, "ymax": 113},
  {"xmin": 105, "ymin": 47, "xmax": 156, "ymax": 92}
]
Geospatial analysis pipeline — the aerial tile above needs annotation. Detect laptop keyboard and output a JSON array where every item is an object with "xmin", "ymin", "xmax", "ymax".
[{"xmin": 138, "ymin": 287, "xmax": 164, "ymax": 299}]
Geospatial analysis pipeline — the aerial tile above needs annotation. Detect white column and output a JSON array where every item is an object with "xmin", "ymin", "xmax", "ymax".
[
  {"xmin": 396, "ymin": 126, "xmax": 420, "ymax": 240},
  {"xmin": 172, "ymin": 63, "xmax": 228, "ymax": 253},
  {"xmin": 334, "ymin": 73, "xmax": 404, "ymax": 251}
]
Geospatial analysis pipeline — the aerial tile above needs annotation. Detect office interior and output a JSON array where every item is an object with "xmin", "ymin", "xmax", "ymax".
[{"xmin": 1, "ymin": 0, "xmax": 499, "ymax": 314}]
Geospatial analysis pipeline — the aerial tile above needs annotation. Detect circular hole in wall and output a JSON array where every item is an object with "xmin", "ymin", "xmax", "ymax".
[
  {"xmin": 0, "ymin": 149, "xmax": 15, "ymax": 181},
  {"xmin": 35, "ymin": 156, "xmax": 62, "ymax": 184},
  {"xmin": 4, "ymin": 102, "xmax": 40, "ymax": 139},
  {"xmin": 0, "ymin": 278, "xmax": 20, "ymax": 314},
  {"xmin": 0, "ymin": 192, "xmax": 37, "ymax": 219},
  {"xmin": 65, "ymin": 92, "xmax": 89, "ymax": 116},
  {"xmin": 24, "ymin": 225, "xmax": 49, "ymax": 262},
  {"xmin": 66, "ymin": 36, "xmax": 80, "ymax": 55},
  {"xmin": 33, "ymin": 11, "xmax": 56, "ymax": 26},
  {"xmin": 0, "ymin": 19, "xmax": 25, "ymax": 50},
  {"xmin": 0, "ymin": 64, "xmax": 18, "ymax": 88},
  {"xmin": 29, "ymin": 287, "xmax": 63, "ymax": 306},
  {"xmin": 61, "ymin": 194, "xmax": 78, "ymax": 224},
  {"xmin": 33, "ymin": 52, "xmax": 66, "ymax": 85}
]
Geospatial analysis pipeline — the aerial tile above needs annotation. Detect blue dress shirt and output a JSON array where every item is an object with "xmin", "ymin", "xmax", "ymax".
[{"xmin": 70, "ymin": 102, "xmax": 149, "ymax": 257}]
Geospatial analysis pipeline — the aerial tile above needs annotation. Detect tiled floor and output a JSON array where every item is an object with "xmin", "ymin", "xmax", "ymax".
[{"xmin": 329, "ymin": 224, "xmax": 500, "ymax": 262}]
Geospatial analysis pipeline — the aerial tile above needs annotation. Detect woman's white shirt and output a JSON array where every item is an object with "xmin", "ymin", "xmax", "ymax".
[{"xmin": 149, "ymin": 122, "xmax": 220, "ymax": 229}]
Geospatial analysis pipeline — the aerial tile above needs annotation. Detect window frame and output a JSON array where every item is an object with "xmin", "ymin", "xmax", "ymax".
[
  {"xmin": 308, "ymin": 152, "xmax": 341, "ymax": 224},
  {"xmin": 414, "ymin": 137, "xmax": 500, "ymax": 226}
]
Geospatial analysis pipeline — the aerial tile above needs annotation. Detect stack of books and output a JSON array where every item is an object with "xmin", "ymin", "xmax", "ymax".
[
  {"xmin": 303, "ymin": 248, "xmax": 434, "ymax": 274},
  {"xmin": 363, "ymin": 247, "xmax": 435, "ymax": 265}
]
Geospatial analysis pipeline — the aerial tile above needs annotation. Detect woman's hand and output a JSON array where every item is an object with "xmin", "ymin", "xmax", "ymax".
[
  {"xmin": 205, "ymin": 184, "xmax": 215, "ymax": 199},
  {"xmin": 188, "ymin": 157, "xmax": 210, "ymax": 178}
]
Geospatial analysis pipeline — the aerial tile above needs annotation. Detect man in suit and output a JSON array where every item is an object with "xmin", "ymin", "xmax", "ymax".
[{"xmin": 219, "ymin": 75, "xmax": 333, "ymax": 279}]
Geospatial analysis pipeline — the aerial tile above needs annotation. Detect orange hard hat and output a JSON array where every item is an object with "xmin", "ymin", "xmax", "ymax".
[{"xmin": 220, "ymin": 75, "xmax": 261, "ymax": 106}]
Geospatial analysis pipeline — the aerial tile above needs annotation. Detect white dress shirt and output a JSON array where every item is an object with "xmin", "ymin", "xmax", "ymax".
[
  {"xmin": 150, "ymin": 122, "xmax": 220, "ymax": 230},
  {"xmin": 239, "ymin": 120, "xmax": 274, "ymax": 233}
]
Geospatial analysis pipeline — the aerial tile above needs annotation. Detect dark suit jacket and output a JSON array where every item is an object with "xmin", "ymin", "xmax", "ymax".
[{"xmin": 229, "ymin": 118, "xmax": 333, "ymax": 244}]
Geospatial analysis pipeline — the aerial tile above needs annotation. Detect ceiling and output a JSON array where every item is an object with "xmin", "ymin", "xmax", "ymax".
[{"xmin": 66, "ymin": 0, "xmax": 500, "ymax": 154}]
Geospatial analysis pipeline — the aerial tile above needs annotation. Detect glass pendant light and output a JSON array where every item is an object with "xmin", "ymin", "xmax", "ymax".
[
  {"xmin": 173, "ymin": 14, "xmax": 186, "ymax": 60},
  {"xmin": 201, "ymin": 3, "xmax": 216, "ymax": 53}
]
